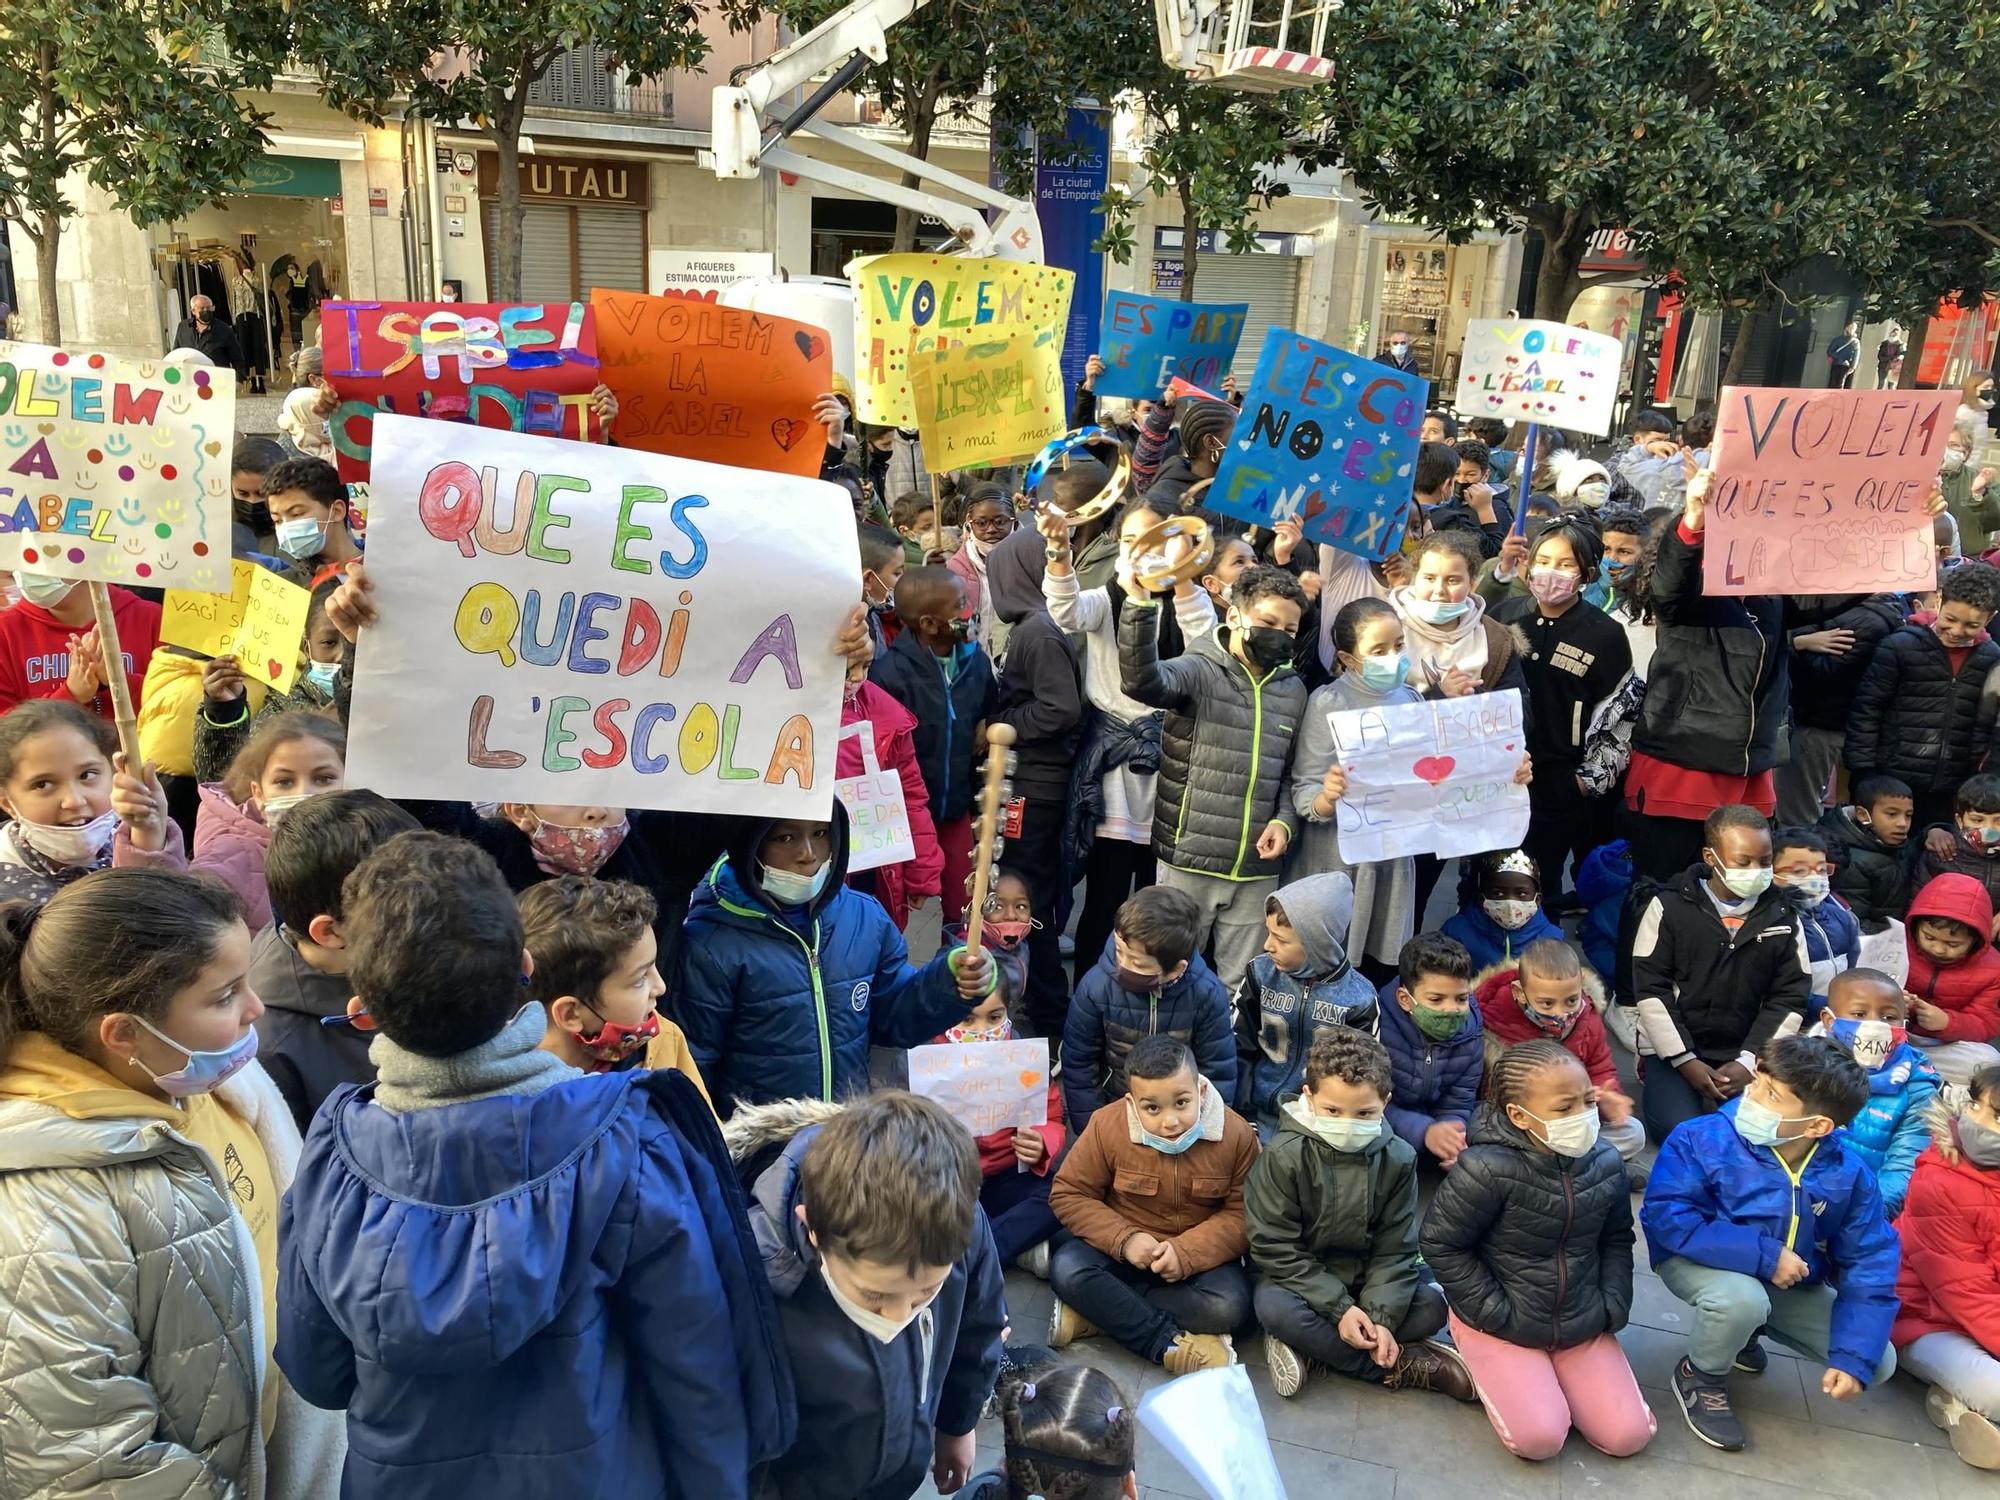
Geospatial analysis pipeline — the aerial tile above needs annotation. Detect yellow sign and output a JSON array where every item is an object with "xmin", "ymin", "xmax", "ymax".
[
  {"xmin": 159, "ymin": 561, "xmax": 256, "ymax": 657},
  {"xmin": 849, "ymin": 254, "xmax": 1073, "ymax": 428},
  {"xmin": 233, "ymin": 569, "xmax": 314, "ymax": 694},
  {"xmin": 909, "ymin": 332, "xmax": 1065, "ymax": 469}
]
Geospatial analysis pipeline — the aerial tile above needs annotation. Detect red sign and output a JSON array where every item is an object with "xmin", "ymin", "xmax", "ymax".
[
  {"xmin": 320, "ymin": 301, "xmax": 601, "ymax": 486},
  {"xmin": 1579, "ymin": 227, "xmax": 1650, "ymax": 277}
]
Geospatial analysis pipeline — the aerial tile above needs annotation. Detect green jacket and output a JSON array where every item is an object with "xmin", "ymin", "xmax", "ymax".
[{"xmin": 1244, "ymin": 1098, "xmax": 1423, "ymax": 1326}]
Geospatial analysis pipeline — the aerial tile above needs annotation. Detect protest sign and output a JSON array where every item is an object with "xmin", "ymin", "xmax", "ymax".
[
  {"xmin": 908, "ymin": 331, "xmax": 1065, "ymax": 468},
  {"xmin": 720, "ymin": 275, "xmax": 856, "ymax": 386},
  {"xmin": 591, "ymin": 290, "xmax": 830, "ymax": 479},
  {"xmin": 908, "ymin": 1038, "xmax": 1051, "ymax": 1136},
  {"xmin": 233, "ymin": 568, "xmax": 314, "ymax": 694},
  {"xmin": 1328, "ymin": 688, "xmax": 1530, "ymax": 862},
  {"xmin": 321, "ymin": 301, "xmax": 601, "ymax": 487},
  {"xmin": 1702, "ymin": 385, "xmax": 1956, "ymax": 596},
  {"xmin": 650, "ymin": 249, "xmax": 773, "ymax": 300},
  {"xmin": 161, "ymin": 560, "xmax": 257, "ymax": 656},
  {"xmin": 1095, "ymin": 290, "xmax": 1248, "ymax": 400},
  {"xmin": 837, "ymin": 721, "xmax": 916, "ymax": 872},
  {"xmin": 1139, "ymin": 1366, "xmax": 1289, "ymax": 1500},
  {"xmin": 1206, "ymin": 330, "xmax": 1426, "ymax": 559},
  {"xmin": 849, "ymin": 254, "xmax": 1073, "ymax": 428},
  {"xmin": 0, "ymin": 340, "xmax": 236, "ymax": 593},
  {"xmin": 1458, "ymin": 319, "xmax": 1623, "ymax": 437},
  {"xmin": 346, "ymin": 415, "xmax": 858, "ymax": 817}
]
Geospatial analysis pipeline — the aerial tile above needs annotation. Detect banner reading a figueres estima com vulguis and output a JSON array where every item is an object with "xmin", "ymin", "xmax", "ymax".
[{"xmin": 346, "ymin": 415, "xmax": 858, "ymax": 816}]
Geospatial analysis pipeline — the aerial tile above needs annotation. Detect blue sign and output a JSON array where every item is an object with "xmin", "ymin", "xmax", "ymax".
[
  {"xmin": 1033, "ymin": 109, "xmax": 1110, "ymax": 395},
  {"xmin": 1207, "ymin": 330, "xmax": 1428, "ymax": 560},
  {"xmin": 1096, "ymin": 290, "xmax": 1249, "ymax": 400}
]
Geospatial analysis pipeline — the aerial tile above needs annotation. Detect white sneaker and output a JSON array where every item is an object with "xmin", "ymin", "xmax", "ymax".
[
  {"xmin": 1265, "ymin": 1335, "xmax": 1306, "ymax": 1398},
  {"xmin": 1016, "ymin": 1242, "xmax": 1051, "ymax": 1280},
  {"xmin": 1928, "ymin": 1385, "xmax": 2000, "ymax": 1470}
]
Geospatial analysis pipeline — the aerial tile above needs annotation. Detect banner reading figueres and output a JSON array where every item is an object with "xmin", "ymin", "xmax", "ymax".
[{"xmin": 346, "ymin": 415, "xmax": 858, "ymax": 816}]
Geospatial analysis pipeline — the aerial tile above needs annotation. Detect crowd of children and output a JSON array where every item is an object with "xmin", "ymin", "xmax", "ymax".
[{"xmin": 7, "ymin": 363, "xmax": 2000, "ymax": 1500}]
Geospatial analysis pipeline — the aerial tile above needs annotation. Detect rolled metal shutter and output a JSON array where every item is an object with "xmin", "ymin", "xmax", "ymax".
[
  {"xmin": 485, "ymin": 203, "xmax": 574, "ymax": 302},
  {"xmin": 576, "ymin": 206, "xmax": 646, "ymax": 295}
]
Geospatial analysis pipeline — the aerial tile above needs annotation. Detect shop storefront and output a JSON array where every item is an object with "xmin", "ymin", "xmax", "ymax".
[
  {"xmin": 1150, "ymin": 228, "xmax": 1306, "ymax": 379},
  {"xmin": 1357, "ymin": 234, "xmax": 1495, "ymax": 385},
  {"xmin": 479, "ymin": 153, "xmax": 650, "ymax": 302}
]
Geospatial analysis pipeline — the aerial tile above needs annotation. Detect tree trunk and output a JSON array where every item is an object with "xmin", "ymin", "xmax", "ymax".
[
  {"xmin": 489, "ymin": 121, "xmax": 524, "ymax": 302},
  {"xmin": 33, "ymin": 214, "xmax": 60, "ymax": 345},
  {"xmin": 892, "ymin": 75, "xmax": 941, "ymax": 254},
  {"xmin": 1177, "ymin": 177, "xmax": 1199, "ymax": 302},
  {"xmin": 1898, "ymin": 315, "xmax": 1934, "ymax": 389},
  {"xmin": 1721, "ymin": 303, "xmax": 1762, "ymax": 387},
  {"xmin": 1531, "ymin": 223, "xmax": 1586, "ymax": 323}
]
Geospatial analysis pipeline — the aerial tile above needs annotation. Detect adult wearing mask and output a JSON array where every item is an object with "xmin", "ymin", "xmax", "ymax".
[
  {"xmin": 1380, "ymin": 330, "xmax": 1421, "ymax": 376},
  {"xmin": 171, "ymin": 294, "xmax": 243, "ymax": 373}
]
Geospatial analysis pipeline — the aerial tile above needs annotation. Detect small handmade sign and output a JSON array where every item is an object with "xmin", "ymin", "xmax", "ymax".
[
  {"xmin": 591, "ymin": 290, "xmax": 830, "ymax": 478},
  {"xmin": 908, "ymin": 1037, "xmax": 1051, "ymax": 1136},
  {"xmin": 1095, "ymin": 291, "xmax": 1248, "ymax": 400},
  {"xmin": 1206, "ymin": 329, "xmax": 1426, "ymax": 559},
  {"xmin": 1702, "ymin": 385, "xmax": 1955, "ymax": 596},
  {"xmin": 0, "ymin": 340, "xmax": 236, "ymax": 593},
  {"xmin": 1328, "ymin": 688, "xmax": 1530, "ymax": 862},
  {"xmin": 837, "ymin": 721, "xmax": 916, "ymax": 872},
  {"xmin": 161, "ymin": 560, "xmax": 257, "ymax": 655},
  {"xmin": 321, "ymin": 300, "xmax": 601, "ymax": 487},
  {"xmin": 850, "ymin": 254, "xmax": 1073, "ymax": 428},
  {"xmin": 908, "ymin": 331, "xmax": 1065, "ymax": 468},
  {"xmin": 1458, "ymin": 319, "xmax": 1623, "ymax": 437},
  {"xmin": 232, "ymin": 568, "xmax": 314, "ymax": 694}
]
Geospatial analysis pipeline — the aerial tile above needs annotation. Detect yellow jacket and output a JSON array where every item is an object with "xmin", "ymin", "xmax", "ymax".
[{"xmin": 139, "ymin": 649, "xmax": 268, "ymax": 779}]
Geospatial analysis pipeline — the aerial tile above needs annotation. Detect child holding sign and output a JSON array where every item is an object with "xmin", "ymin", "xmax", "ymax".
[{"xmin": 0, "ymin": 570, "xmax": 160, "ymax": 721}]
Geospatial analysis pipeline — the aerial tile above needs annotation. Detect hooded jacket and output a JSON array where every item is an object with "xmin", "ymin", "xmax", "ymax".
[
  {"xmin": 1376, "ymin": 982, "xmax": 1484, "ymax": 1152},
  {"xmin": 733, "ymin": 1100, "xmax": 1004, "ymax": 1500},
  {"xmin": 1063, "ymin": 936, "xmax": 1236, "ymax": 1132},
  {"xmin": 1476, "ymin": 964, "xmax": 1619, "ymax": 1095},
  {"xmin": 1904, "ymin": 873, "xmax": 2000, "ymax": 1044},
  {"xmin": 0, "ymin": 1039, "xmax": 344, "ymax": 1499},
  {"xmin": 1642, "ymin": 1103, "xmax": 1901, "ymax": 1385},
  {"xmin": 1813, "ymin": 1031, "xmax": 1938, "ymax": 1217},
  {"xmin": 1626, "ymin": 865, "xmax": 1811, "ymax": 1066},
  {"xmin": 1245, "ymin": 1095, "xmax": 1423, "ymax": 1328},
  {"xmin": 139, "ymin": 645, "xmax": 271, "ymax": 778},
  {"xmin": 1790, "ymin": 886, "xmax": 1862, "ymax": 1004},
  {"xmin": 868, "ymin": 627, "xmax": 999, "ymax": 825},
  {"xmin": 1893, "ymin": 1105, "xmax": 2000, "ymax": 1353},
  {"xmin": 1231, "ymin": 872, "xmax": 1382, "ymax": 1133},
  {"xmin": 672, "ymin": 801, "xmax": 977, "ymax": 1115},
  {"xmin": 984, "ymin": 534, "xmax": 1085, "ymax": 799},
  {"xmin": 1118, "ymin": 599, "xmax": 1308, "ymax": 881},
  {"xmin": 249, "ymin": 923, "xmax": 373, "ymax": 1133},
  {"xmin": 837, "ymin": 681, "xmax": 944, "ymax": 928},
  {"xmin": 1846, "ymin": 617, "xmax": 2000, "ymax": 793},
  {"xmin": 280, "ymin": 1045, "xmax": 789, "ymax": 1498},
  {"xmin": 1916, "ymin": 821, "xmax": 2000, "ymax": 914},
  {"xmin": 1788, "ymin": 594, "xmax": 1909, "ymax": 734},
  {"xmin": 1420, "ymin": 1104, "xmax": 1636, "ymax": 1350},
  {"xmin": 0, "ymin": 583, "xmax": 159, "ymax": 719},
  {"xmin": 1821, "ymin": 804, "xmax": 1915, "ymax": 932},
  {"xmin": 1440, "ymin": 899, "xmax": 1565, "ymax": 973}
]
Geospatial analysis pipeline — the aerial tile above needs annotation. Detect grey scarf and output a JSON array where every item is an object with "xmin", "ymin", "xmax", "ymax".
[{"xmin": 370, "ymin": 1002, "xmax": 579, "ymax": 1114}]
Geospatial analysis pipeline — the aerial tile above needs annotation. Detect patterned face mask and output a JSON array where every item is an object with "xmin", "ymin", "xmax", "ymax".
[
  {"xmin": 525, "ymin": 812, "xmax": 629, "ymax": 876},
  {"xmin": 944, "ymin": 1016, "xmax": 1014, "ymax": 1044}
]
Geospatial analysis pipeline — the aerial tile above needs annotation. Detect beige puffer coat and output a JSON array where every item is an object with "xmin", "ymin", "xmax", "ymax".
[{"xmin": 0, "ymin": 1045, "xmax": 343, "ymax": 1497}]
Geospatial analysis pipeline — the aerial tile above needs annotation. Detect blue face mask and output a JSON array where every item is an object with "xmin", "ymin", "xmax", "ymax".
[
  {"xmin": 1140, "ymin": 1123, "xmax": 1203, "ymax": 1155},
  {"xmin": 1407, "ymin": 596, "xmax": 1471, "ymax": 626},
  {"xmin": 1358, "ymin": 653, "xmax": 1408, "ymax": 692},
  {"xmin": 274, "ymin": 517, "xmax": 327, "ymax": 559},
  {"xmin": 1732, "ymin": 1093, "xmax": 1822, "ymax": 1149},
  {"xmin": 760, "ymin": 860, "xmax": 830, "ymax": 907},
  {"xmin": 305, "ymin": 661, "xmax": 339, "ymax": 695},
  {"xmin": 127, "ymin": 1015, "xmax": 260, "ymax": 1098}
]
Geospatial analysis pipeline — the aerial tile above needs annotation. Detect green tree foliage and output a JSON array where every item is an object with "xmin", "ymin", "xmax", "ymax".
[
  {"xmin": 295, "ymin": 0, "xmax": 711, "ymax": 299},
  {"xmin": 0, "ymin": 0, "xmax": 288, "ymax": 343}
]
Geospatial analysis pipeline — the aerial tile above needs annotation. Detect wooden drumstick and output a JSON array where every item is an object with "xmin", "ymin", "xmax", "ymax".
[{"xmin": 963, "ymin": 722, "xmax": 1017, "ymax": 953}]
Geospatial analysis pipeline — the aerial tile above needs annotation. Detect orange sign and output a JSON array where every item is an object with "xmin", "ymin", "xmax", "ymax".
[{"xmin": 590, "ymin": 290, "xmax": 832, "ymax": 478}]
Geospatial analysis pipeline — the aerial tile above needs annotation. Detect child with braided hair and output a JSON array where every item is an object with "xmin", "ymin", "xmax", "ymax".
[{"xmin": 955, "ymin": 1363, "xmax": 1138, "ymax": 1500}]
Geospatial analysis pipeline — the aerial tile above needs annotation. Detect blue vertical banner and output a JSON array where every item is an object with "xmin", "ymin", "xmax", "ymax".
[{"xmin": 1033, "ymin": 108, "xmax": 1110, "ymax": 395}]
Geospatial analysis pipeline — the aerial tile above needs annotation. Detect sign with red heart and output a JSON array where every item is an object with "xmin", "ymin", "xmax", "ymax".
[{"xmin": 1322, "ymin": 688, "xmax": 1530, "ymax": 862}]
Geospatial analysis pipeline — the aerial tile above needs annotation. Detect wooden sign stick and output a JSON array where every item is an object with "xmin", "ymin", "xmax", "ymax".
[{"xmin": 87, "ymin": 581, "xmax": 143, "ymax": 768}]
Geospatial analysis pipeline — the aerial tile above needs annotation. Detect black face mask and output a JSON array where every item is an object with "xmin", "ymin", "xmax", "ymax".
[{"xmin": 1240, "ymin": 625, "xmax": 1295, "ymax": 673}]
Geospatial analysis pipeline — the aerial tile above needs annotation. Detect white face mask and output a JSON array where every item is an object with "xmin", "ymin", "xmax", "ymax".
[
  {"xmin": 819, "ymin": 1263, "xmax": 931, "ymax": 1345},
  {"xmin": 1483, "ymin": 897, "xmax": 1536, "ymax": 931},
  {"xmin": 1514, "ymin": 1104, "xmax": 1601, "ymax": 1158},
  {"xmin": 14, "ymin": 807, "xmax": 119, "ymax": 867},
  {"xmin": 15, "ymin": 571, "xmax": 77, "ymax": 609},
  {"xmin": 259, "ymin": 791, "xmax": 315, "ymax": 825},
  {"xmin": 760, "ymin": 860, "xmax": 831, "ymax": 907},
  {"xmin": 1287, "ymin": 1095, "xmax": 1382, "ymax": 1153}
]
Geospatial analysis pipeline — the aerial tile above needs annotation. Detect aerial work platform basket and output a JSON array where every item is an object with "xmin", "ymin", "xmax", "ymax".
[{"xmin": 1155, "ymin": 0, "xmax": 1339, "ymax": 91}]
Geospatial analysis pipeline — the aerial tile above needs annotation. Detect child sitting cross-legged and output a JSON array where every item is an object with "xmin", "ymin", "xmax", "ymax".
[
  {"xmin": 1905, "ymin": 871, "xmax": 2000, "ymax": 1088},
  {"xmin": 1049, "ymin": 1034, "xmax": 1261, "ymax": 1376},
  {"xmin": 1248, "ymin": 1027, "xmax": 1477, "ymax": 1403}
]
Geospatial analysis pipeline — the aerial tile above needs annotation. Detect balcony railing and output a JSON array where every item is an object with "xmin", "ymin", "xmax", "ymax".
[{"xmin": 526, "ymin": 46, "xmax": 674, "ymax": 119}]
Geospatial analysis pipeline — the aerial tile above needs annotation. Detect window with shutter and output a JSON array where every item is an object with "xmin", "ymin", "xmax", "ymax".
[{"xmin": 576, "ymin": 207, "xmax": 646, "ymax": 294}]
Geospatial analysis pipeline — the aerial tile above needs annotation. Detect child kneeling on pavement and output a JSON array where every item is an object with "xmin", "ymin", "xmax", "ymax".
[
  {"xmin": 1247, "ymin": 1027, "xmax": 1476, "ymax": 1402},
  {"xmin": 1048, "ymin": 1034, "xmax": 1260, "ymax": 1375}
]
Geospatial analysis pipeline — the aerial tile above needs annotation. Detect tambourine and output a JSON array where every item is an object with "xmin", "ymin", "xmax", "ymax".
[
  {"xmin": 1127, "ymin": 514, "xmax": 1215, "ymax": 592},
  {"xmin": 1023, "ymin": 426, "xmax": 1133, "ymax": 523}
]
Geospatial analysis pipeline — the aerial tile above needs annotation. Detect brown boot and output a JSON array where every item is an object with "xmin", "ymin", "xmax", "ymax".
[
  {"xmin": 1382, "ymin": 1339, "xmax": 1478, "ymax": 1402},
  {"xmin": 1162, "ymin": 1331, "xmax": 1236, "ymax": 1377}
]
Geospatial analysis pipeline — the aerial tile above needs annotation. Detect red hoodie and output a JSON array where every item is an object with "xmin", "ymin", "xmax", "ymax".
[
  {"xmin": 1905, "ymin": 873, "xmax": 2000, "ymax": 1044},
  {"xmin": 0, "ymin": 587, "xmax": 161, "ymax": 721},
  {"xmin": 1474, "ymin": 964, "xmax": 1619, "ymax": 1092}
]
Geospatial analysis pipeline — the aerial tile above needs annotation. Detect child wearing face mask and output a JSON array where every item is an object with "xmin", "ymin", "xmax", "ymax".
[
  {"xmin": 1421, "ymin": 1039, "xmax": 1653, "ymax": 1461},
  {"xmin": 942, "ymin": 866, "xmax": 1036, "ymax": 1030},
  {"xmin": 0, "ymin": 868, "xmax": 346, "ymax": 1497},
  {"xmin": 1287, "ymin": 599, "xmax": 1421, "ymax": 977},
  {"xmin": 1248, "ymin": 1028, "xmax": 1476, "ymax": 1402},
  {"xmin": 280, "ymin": 832, "xmax": 787, "ymax": 1498},
  {"xmin": 1915, "ymin": 772, "xmax": 2000, "ymax": 912},
  {"xmin": 521, "ymin": 876, "xmax": 709, "ymax": 1105},
  {"xmin": 1904, "ymin": 872, "xmax": 2000, "ymax": 1087},
  {"xmin": 1894, "ymin": 1062, "xmax": 2000, "ymax": 1471},
  {"xmin": 857, "ymin": 522, "xmax": 908, "ymax": 661},
  {"xmin": 947, "ymin": 483, "xmax": 1014, "ymax": 657},
  {"xmin": 1475, "ymin": 938, "xmax": 1644, "ymax": 1169},
  {"xmin": 673, "ymin": 802, "xmax": 996, "ymax": 1116},
  {"xmin": 1378, "ymin": 933, "xmax": 1485, "ymax": 1169},
  {"xmin": 1940, "ymin": 422, "xmax": 2000, "ymax": 555},
  {"xmin": 1441, "ymin": 848, "xmax": 1564, "ymax": 972},
  {"xmin": 0, "ymin": 566, "xmax": 160, "ymax": 718},
  {"xmin": 1769, "ymin": 825, "xmax": 1860, "ymax": 1007},
  {"xmin": 836, "ymin": 674, "xmax": 943, "ymax": 932},
  {"xmin": 1626, "ymin": 804, "xmax": 1812, "ymax": 1141},
  {"xmin": 1048, "ymin": 1034, "xmax": 1261, "ymax": 1376},
  {"xmin": 191, "ymin": 577, "xmax": 347, "ymax": 782},
  {"xmin": 1390, "ymin": 528, "xmax": 1530, "ymax": 706},
  {"xmin": 1232, "ymin": 872, "xmax": 1381, "ymax": 1138},
  {"xmin": 1642, "ymin": 1036, "xmax": 1898, "ymax": 1454},
  {"xmin": 1822, "ymin": 774, "xmax": 1918, "ymax": 933},
  {"xmin": 1793, "ymin": 968, "xmax": 1938, "ymax": 1215},
  {"xmin": 1846, "ymin": 560, "xmax": 2000, "ymax": 832},
  {"xmin": 0, "ymin": 698, "xmax": 183, "ymax": 904}
]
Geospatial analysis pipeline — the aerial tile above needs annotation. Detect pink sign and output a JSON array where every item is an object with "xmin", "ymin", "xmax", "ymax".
[{"xmin": 1702, "ymin": 385, "xmax": 1957, "ymax": 596}]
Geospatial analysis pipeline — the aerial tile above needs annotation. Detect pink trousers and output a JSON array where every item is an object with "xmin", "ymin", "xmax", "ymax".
[{"xmin": 1447, "ymin": 1312, "xmax": 1657, "ymax": 1461}]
